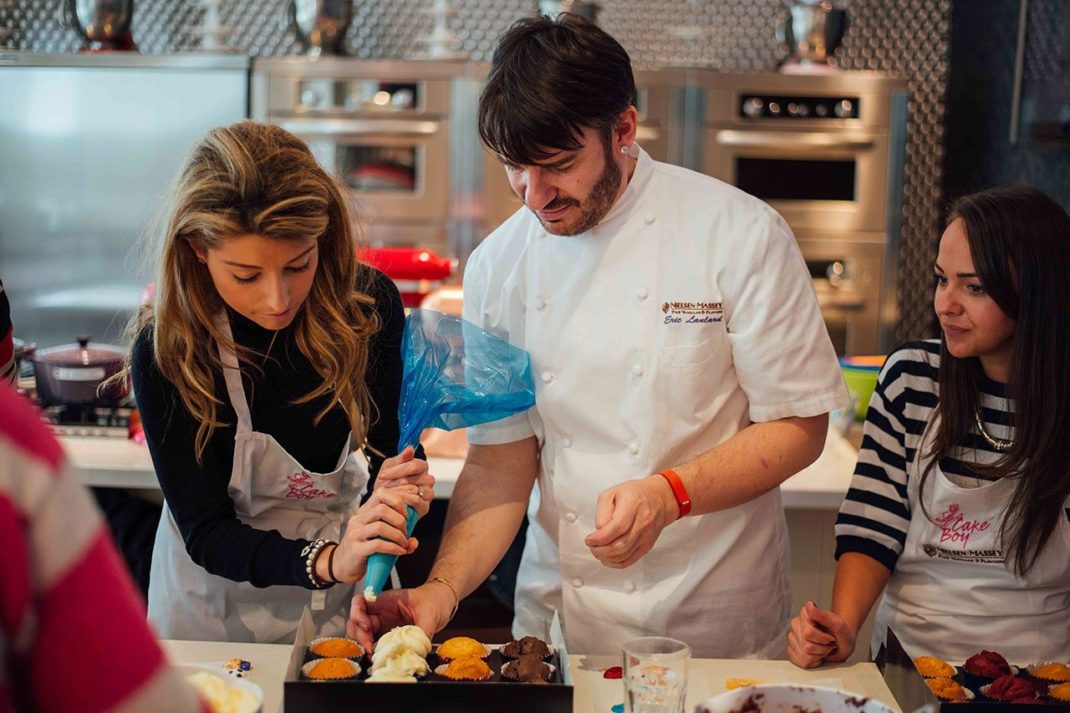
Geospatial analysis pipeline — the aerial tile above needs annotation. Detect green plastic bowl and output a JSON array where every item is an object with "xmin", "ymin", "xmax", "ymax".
[{"xmin": 840, "ymin": 357, "xmax": 884, "ymax": 421}]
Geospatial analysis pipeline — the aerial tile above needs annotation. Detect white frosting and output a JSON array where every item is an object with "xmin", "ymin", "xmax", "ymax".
[
  {"xmin": 374, "ymin": 625, "xmax": 432, "ymax": 658},
  {"xmin": 367, "ymin": 625, "xmax": 432, "ymax": 682}
]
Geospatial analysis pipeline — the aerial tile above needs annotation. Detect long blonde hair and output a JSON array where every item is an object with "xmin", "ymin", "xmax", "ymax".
[{"xmin": 132, "ymin": 121, "xmax": 379, "ymax": 462}]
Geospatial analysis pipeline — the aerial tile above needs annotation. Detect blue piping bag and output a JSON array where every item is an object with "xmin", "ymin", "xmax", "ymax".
[{"xmin": 362, "ymin": 309, "xmax": 535, "ymax": 601}]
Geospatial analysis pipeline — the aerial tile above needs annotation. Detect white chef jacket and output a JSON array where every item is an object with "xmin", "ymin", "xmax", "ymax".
[{"xmin": 463, "ymin": 146, "xmax": 850, "ymax": 658}]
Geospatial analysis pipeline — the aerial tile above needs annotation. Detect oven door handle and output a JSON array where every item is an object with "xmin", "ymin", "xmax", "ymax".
[
  {"xmin": 275, "ymin": 118, "xmax": 442, "ymax": 138},
  {"xmin": 714, "ymin": 130, "xmax": 876, "ymax": 151}
]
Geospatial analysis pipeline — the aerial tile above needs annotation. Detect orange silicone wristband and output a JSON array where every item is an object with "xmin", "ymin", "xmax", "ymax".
[{"xmin": 658, "ymin": 468, "xmax": 691, "ymax": 519}]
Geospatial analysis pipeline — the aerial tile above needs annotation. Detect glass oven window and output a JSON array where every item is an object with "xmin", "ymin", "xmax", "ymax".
[
  {"xmin": 338, "ymin": 145, "xmax": 419, "ymax": 193},
  {"xmin": 735, "ymin": 157, "xmax": 856, "ymax": 201}
]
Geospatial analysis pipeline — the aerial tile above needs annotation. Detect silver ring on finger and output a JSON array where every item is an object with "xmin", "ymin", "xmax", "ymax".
[{"xmin": 418, "ymin": 486, "xmax": 425, "ymax": 499}]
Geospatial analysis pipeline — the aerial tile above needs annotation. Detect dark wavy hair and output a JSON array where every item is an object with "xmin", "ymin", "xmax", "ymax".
[
  {"xmin": 478, "ymin": 13, "xmax": 636, "ymax": 165},
  {"xmin": 922, "ymin": 186, "xmax": 1070, "ymax": 575}
]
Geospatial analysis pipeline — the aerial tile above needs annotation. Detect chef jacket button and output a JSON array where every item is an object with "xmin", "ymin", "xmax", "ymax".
[
  {"xmin": 541, "ymin": 371, "xmax": 554, "ymax": 384},
  {"xmin": 572, "ymin": 577, "xmax": 583, "ymax": 589},
  {"xmin": 644, "ymin": 214, "xmax": 655, "ymax": 225},
  {"xmin": 534, "ymin": 298, "xmax": 546, "ymax": 311},
  {"xmin": 627, "ymin": 441, "xmax": 639, "ymax": 455},
  {"xmin": 632, "ymin": 363, "xmax": 644, "ymax": 376},
  {"xmin": 562, "ymin": 437, "xmax": 573, "ymax": 448},
  {"xmin": 623, "ymin": 580, "xmax": 636, "ymax": 593},
  {"xmin": 565, "ymin": 511, "xmax": 577, "ymax": 523},
  {"xmin": 636, "ymin": 287, "xmax": 649, "ymax": 301}
]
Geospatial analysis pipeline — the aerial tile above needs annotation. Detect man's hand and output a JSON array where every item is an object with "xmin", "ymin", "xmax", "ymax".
[
  {"xmin": 786, "ymin": 601, "xmax": 856, "ymax": 668},
  {"xmin": 584, "ymin": 475, "xmax": 677, "ymax": 568},
  {"xmin": 346, "ymin": 582, "xmax": 456, "ymax": 653}
]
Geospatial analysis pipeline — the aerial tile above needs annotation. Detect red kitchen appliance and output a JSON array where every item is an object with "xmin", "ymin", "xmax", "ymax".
[{"xmin": 359, "ymin": 246, "xmax": 456, "ymax": 307}]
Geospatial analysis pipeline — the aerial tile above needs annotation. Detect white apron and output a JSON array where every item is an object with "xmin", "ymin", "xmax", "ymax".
[
  {"xmin": 147, "ymin": 315, "xmax": 369, "ymax": 643},
  {"xmin": 873, "ymin": 418, "xmax": 1070, "ymax": 661}
]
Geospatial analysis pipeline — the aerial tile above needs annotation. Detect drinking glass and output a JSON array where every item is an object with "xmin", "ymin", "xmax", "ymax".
[{"xmin": 623, "ymin": 636, "xmax": 690, "ymax": 713}]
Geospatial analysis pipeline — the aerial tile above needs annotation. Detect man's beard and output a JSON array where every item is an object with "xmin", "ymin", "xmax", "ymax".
[{"xmin": 532, "ymin": 148, "xmax": 622, "ymax": 236}]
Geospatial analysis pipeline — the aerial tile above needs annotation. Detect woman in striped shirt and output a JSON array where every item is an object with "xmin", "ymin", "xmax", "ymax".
[{"xmin": 788, "ymin": 187, "xmax": 1070, "ymax": 666}]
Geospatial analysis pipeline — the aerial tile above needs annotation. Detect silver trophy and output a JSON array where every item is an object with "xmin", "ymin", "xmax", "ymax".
[
  {"xmin": 776, "ymin": 0, "xmax": 848, "ymax": 71},
  {"xmin": 291, "ymin": 0, "xmax": 352, "ymax": 57}
]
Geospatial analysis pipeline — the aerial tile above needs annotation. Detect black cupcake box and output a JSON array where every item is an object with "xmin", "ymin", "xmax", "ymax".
[
  {"xmin": 285, "ymin": 609, "xmax": 573, "ymax": 712},
  {"xmin": 883, "ymin": 628, "xmax": 1068, "ymax": 711}
]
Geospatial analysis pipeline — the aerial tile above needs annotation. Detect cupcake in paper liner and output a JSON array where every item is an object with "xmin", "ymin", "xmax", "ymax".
[
  {"xmin": 501, "ymin": 635, "xmax": 554, "ymax": 661},
  {"xmin": 302, "ymin": 657, "xmax": 361, "ymax": 681},
  {"xmin": 435, "ymin": 636, "xmax": 490, "ymax": 661},
  {"xmin": 435, "ymin": 655, "xmax": 493, "ymax": 681},
  {"xmin": 962, "ymin": 650, "xmax": 1015, "ymax": 688},
  {"xmin": 501, "ymin": 654, "xmax": 555, "ymax": 684},
  {"xmin": 308, "ymin": 636, "xmax": 364, "ymax": 660},
  {"xmin": 1028, "ymin": 662, "xmax": 1070, "ymax": 686},
  {"xmin": 913, "ymin": 655, "xmax": 955, "ymax": 678},
  {"xmin": 1047, "ymin": 682, "xmax": 1070, "ymax": 703},
  {"xmin": 980, "ymin": 674, "xmax": 1039, "ymax": 702},
  {"xmin": 926, "ymin": 677, "xmax": 974, "ymax": 702}
]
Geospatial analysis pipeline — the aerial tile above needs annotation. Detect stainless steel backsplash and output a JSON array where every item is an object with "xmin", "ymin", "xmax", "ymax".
[{"xmin": 0, "ymin": 0, "xmax": 953, "ymax": 342}]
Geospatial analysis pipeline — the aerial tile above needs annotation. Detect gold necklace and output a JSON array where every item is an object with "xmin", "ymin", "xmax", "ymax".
[{"xmin": 974, "ymin": 408, "xmax": 1012, "ymax": 452}]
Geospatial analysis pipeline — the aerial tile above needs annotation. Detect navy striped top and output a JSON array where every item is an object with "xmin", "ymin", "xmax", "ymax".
[{"xmin": 834, "ymin": 339, "xmax": 1018, "ymax": 571}]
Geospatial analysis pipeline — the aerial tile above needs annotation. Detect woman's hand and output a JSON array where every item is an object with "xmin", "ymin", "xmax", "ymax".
[
  {"xmin": 786, "ymin": 601, "xmax": 856, "ymax": 668},
  {"xmin": 374, "ymin": 446, "xmax": 435, "ymax": 519},
  {"xmin": 325, "ymin": 487, "xmax": 426, "ymax": 584}
]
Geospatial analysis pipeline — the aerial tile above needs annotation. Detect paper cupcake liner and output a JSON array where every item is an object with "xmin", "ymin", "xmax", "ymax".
[
  {"xmin": 500, "ymin": 659, "xmax": 557, "ymax": 683},
  {"xmin": 912, "ymin": 656, "xmax": 956, "ymax": 679},
  {"xmin": 433, "ymin": 661, "xmax": 493, "ymax": 681},
  {"xmin": 308, "ymin": 636, "xmax": 365, "ymax": 660},
  {"xmin": 1046, "ymin": 682, "xmax": 1070, "ymax": 703},
  {"xmin": 1027, "ymin": 662, "xmax": 1070, "ymax": 686},
  {"xmin": 301, "ymin": 657, "xmax": 362, "ymax": 681}
]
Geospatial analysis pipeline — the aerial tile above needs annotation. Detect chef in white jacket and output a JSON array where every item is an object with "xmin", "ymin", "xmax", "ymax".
[{"xmin": 348, "ymin": 14, "xmax": 849, "ymax": 658}]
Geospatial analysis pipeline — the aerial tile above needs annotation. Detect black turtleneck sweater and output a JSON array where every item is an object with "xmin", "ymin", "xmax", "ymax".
[{"xmin": 131, "ymin": 269, "xmax": 421, "ymax": 589}]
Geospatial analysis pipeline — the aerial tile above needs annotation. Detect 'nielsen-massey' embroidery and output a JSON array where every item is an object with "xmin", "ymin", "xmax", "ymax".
[{"xmin": 662, "ymin": 301, "xmax": 724, "ymax": 325}]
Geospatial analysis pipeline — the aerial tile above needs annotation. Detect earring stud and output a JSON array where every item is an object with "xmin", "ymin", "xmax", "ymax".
[{"xmin": 619, "ymin": 145, "xmax": 629, "ymax": 154}]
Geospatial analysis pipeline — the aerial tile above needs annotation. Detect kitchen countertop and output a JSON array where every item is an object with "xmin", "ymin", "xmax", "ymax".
[
  {"xmin": 61, "ymin": 424, "xmax": 860, "ymax": 509},
  {"xmin": 162, "ymin": 639, "xmax": 901, "ymax": 713}
]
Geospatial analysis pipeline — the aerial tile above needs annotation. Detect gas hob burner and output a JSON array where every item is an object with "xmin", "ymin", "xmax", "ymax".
[{"xmin": 41, "ymin": 403, "xmax": 133, "ymax": 438}]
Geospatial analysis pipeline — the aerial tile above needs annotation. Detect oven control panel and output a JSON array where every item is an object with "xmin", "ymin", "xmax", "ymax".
[{"xmin": 738, "ymin": 95, "xmax": 860, "ymax": 120}]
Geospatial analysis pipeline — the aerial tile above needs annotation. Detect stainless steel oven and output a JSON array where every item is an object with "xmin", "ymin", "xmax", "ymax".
[
  {"xmin": 252, "ymin": 58, "xmax": 471, "ymax": 254},
  {"xmin": 694, "ymin": 70, "xmax": 908, "ymax": 354}
]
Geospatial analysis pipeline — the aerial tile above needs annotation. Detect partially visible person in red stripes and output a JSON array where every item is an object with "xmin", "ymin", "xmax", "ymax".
[
  {"xmin": 0, "ymin": 281, "xmax": 14, "ymax": 386},
  {"xmin": 0, "ymin": 383, "xmax": 207, "ymax": 712}
]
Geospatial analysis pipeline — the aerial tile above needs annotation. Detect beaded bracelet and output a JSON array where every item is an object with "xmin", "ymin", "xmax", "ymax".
[{"xmin": 301, "ymin": 538, "xmax": 335, "ymax": 589}]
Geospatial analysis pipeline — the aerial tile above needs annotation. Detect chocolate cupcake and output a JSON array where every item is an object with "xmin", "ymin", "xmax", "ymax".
[
  {"xmin": 501, "ymin": 654, "xmax": 555, "ymax": 684},
  {"xmin": 963, "ymin": 650, "xmax": 1013, "ymax": 688},
  {"xmin": 981, "ymin": 674, "xmax": 1038, "ymax": 702},
  {"xmin": 501, "ymin": 635, "xmax": 552, "ymax": 660}
]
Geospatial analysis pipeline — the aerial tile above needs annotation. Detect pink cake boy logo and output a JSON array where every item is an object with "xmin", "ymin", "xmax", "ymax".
[
  {"xmin": 284, "ymin": 472, "xmax": 337, "ymax": 500},
  {"xmin": 934, "ymin": 503, "xmax": 990, "ymax": 548}
]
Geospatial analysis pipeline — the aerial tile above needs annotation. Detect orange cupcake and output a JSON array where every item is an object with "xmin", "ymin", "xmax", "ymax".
[
  {"xmin": 436, "ymin": 636, "xmax": 490, "ymax": 661},
  {"xmin": 309, "ymin": 637, "xmax": 364, "ymax": 659},
  {"xmin": 436, "ymin": 655, "xmax": 493, "ymax": 681},
  {"xmin": 302, "ymin": 657, "xmax": 361, "ymax": 680},
  {"xmin": 914, "ymin": 655, "xmax": 955, "ymax": 678},
  {"xmin": 1048, "ymin": 682, "xmax": 1070, "ymax": 703},
  {"xmin": 926, "ymin": 677, "xmax": 971, "ymax": 702},
  {"xmin": 1029, "ymin": 662, "xmax": 1070, "ymax": 684}
]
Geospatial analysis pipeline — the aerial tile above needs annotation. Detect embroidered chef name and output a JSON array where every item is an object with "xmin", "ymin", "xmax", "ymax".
[
  {"xmin": 662, "ymin": 301, "xmax": 724, "ymax": 325},
  {"xmin": 934, "ymin": 503, "xmax": 990, "ymax": 549},
  {"xmin": 285, "ymin": 471, "xmax": 337, "ymax": 500}
]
